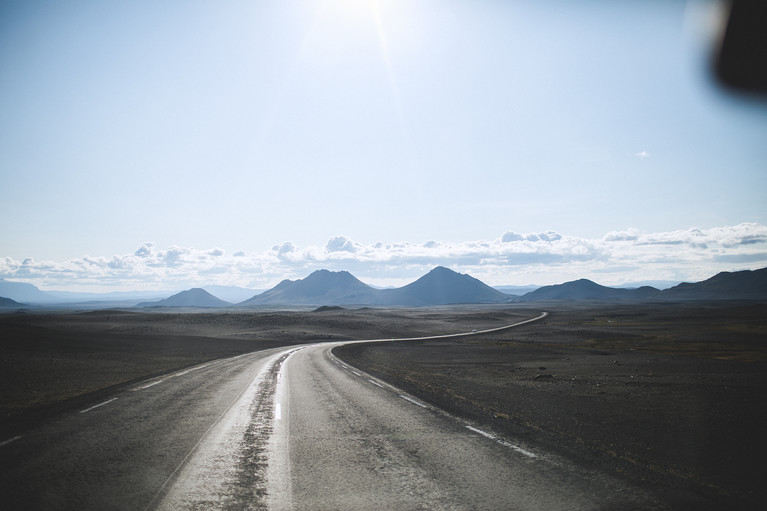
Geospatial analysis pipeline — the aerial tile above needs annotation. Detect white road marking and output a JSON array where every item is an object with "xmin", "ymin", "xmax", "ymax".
[
  {"xmin": 368, "ymin": 379, "xmax": 383, "ymax": 388},
  {"xmin": 130, "ymin": 361, "xmax": 215, "ymax": 391},
  {"xmin": 80, "ymin": 397, "xmax": 118, "ymax": 414},
  {"xmin": 0, "ymin": 436, "xmax": 22, "ymax": 448},
  {"xmin": 399, "ymin": 395, "xmax": 428, "ymax": 408},
  {"xmin": 275, "ymin": 403, "xmax": 282, "ymax": 421},
  {"xmin": 351, "ymin": 370, "xmax": 361, "ymax": 376},
  {"xmin": 465, "ymin": 425, "xmax": 536, "ymax": 458}
]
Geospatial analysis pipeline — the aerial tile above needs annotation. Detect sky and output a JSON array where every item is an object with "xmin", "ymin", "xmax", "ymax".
[{"xmin": 1, "ymin": 0, "xmax": 766, "ymax": 292}]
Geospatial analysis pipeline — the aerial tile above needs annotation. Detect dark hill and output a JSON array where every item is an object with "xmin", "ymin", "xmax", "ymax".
[
  {"xmin": 660, "ymin": 267, "xmax": 767, "ymax": 300},
  {"xmin": 137, "ymin": 288, "xmax": 231, "ymax": 308},
  {"xmin": 312, "ymin": 305, "xmax": 346, "ymax": 312},
  {"xmin": 520, "ymin": 279, "xmax": 660, "ymax": 302},
  {"xmin": 381, "ymin": 266, "xmax": 510, "ymax": 306},
  {"xmin": 0, "ymin": 296, "xmax": 27, "ymax": 308},
  {"xmin": 239, "ymin": 270, "xmax": 379, "ymax": 306}
]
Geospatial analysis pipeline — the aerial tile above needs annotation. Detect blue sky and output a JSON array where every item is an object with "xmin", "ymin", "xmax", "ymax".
[{"xmin": 1, "ymin": 0, "xmax": 766, "ymax": 291}]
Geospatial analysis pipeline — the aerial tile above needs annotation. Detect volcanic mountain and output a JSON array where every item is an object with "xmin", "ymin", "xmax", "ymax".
[
  {"xmin": 380, "ymin": 266, "xmax": 510, "ymax": 305},
  {"xmin": 659, "ymin": 267, "xmax": 767, "ymax": 300},
  {"xmin": 239, "ymin": 270, "xmax": 379, "ymax": 306},
  {"xmin": 519, "ymin": 279, "xmax": 660, "ymax": 302},
  {"xmin": 137, "ymin": 288, "xmax": 231, "ymax": 308},
  {"xmin": 240, "ymin": 267, "xmax": 511, "ymax": 306}
]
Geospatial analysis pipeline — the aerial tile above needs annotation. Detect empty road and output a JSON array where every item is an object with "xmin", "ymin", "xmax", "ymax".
[{"xmin": 1, "ymin": 313, "xmax": 664, "ymax": 509}]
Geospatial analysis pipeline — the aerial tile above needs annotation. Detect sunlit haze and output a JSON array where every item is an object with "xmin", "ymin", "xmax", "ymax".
[{"xmin": 1, "ymin": 0, "xmax": 766, "ymax": 292}]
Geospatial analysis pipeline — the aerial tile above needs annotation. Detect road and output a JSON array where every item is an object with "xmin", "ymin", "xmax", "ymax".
[{"xmin": 1, "ymin": 312, "xmax": 664, "ymax": 509}]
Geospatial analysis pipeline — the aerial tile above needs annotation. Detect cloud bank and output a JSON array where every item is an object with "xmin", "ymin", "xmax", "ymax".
[{"xmin": 2, "ymin": 224, "xmax": 766, "ymax": 292}]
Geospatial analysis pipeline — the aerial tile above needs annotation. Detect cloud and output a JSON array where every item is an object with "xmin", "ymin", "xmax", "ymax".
[
  {"xmin": 634, "ymin": 150, "xmax": 650, "ymax": 159},
  {"xmin": 325, "ymin": 236, "xmax": 358, "ymax": 254},
  {"xmin": 603, "ymin": 228, "xmax": 640, "ymax": 242},
  {"xmin": 134, "ymin": 242, "xmax": 154, "ymax": 257},
  {"xmin": 2, "ymin": 224, "xmax": 766, "ymax": 291},
  {"xmin": 273, "ymin": 242, "xmax": 297, "ymax": 259},
  {"xmin": 501, "ymin": 230, "xmax": 563, "ymax": 243}
]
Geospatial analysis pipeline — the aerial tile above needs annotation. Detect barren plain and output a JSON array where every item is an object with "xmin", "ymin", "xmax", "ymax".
[
  {"xmin": 336, "ymin": 302, "xmax": 767, "ymax": 509},
  {"xmin": 2, "ymin": 303, "xmax": 766, "ymax": 509}
]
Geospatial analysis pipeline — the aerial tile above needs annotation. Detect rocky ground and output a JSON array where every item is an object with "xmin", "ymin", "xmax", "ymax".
[
  {"xmin": 3, "ymin": 303, "xmax": 765, "ymax": 508},
  {"xmin": 335, "ymin": 302, "xmax": 767, "ymax": 509},
  {"xmin": 0, "ymin": 306, "xmax": 525, "ymax": 435}
]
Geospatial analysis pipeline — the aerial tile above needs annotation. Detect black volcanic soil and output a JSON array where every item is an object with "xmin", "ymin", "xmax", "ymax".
[
  {"xmin": 3, "ymin": 304, "xmax": 766, "ymax": 508},
  {"xmin": 0, "ymin": 306, "xmax": 527, "ymax": 436},
  {"xmin": 335, "ymin": 302, "xmax": 767, "ymax": 509}
]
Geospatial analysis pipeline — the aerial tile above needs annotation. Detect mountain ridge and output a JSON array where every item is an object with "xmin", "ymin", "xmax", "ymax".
[
  {"xmin": 2, "ymin": 267, "xmax": 765, "ymax": 308},
  {"xmin": 137, "ymin": 288, "xmax": 232, "ymax": 308}
]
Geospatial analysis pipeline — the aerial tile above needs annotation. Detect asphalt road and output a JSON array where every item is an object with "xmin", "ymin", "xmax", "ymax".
[
  {"xmin": 1, "ymin": 313, "xmax": 665, "ymax": 510},
  {"xmin": 0, "ymin": 347, "xmax": 290, "ymax": 510}
]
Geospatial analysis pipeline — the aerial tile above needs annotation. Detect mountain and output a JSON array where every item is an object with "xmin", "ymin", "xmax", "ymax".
[
  {"xmin": 240, "ymin": 267, "xmax": 511, "ymax": 306},
  {"xmin": 660, "ymin": 268, "xmax": 767, "ymax": 300},
  {"xmin": 381, "ymin": 266, "xmax": 511, "ymax": 305},
  {"xmin": 240, "ymin": 270, "xmax": 379, "ymax": 306},
  {"xmin": 516, "ymin": 268, "xmax": 767, "ymax": 302},
  {"xmin": 0, "ymin": 296, "xmax": 27, "ymax": 308},
  {"xmin": 0, "ymin": 279, "xmax": 54, "ymax": 303},
  {"xmin": 137, "ymin": 288, "xmax": 232, "ymax": 308},
  {"xmin": 519, "ymin": 279, "xmax": 660, "ymax": 302}
]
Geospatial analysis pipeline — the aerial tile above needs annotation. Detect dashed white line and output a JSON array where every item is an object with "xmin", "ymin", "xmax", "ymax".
[
  {"xmin": 350, "ymin": 370, "xmax": 361, "ymax": 376},
  {"xmin": 465, "ymin": 425, "xmax": 536, "ymax": 458},
  {"xmin": 0, "ymin": 436, "xmax": 22, "ymax": 448},
  {"xmin": 139, "ymin": 380, "xmax": 163, "ymax": 390},
  {"xmin": 399, "ymin": 395, "xmax": 428, "ymax": 408},
  {"xmin": 275, "ymin": 403, "xmax": 282, "ymax": 421},
  {"xmin": 368, "ymin": 379, "xmax": 383, "ymax": 388},
  {"xmin": 80, "ymin": 397, "xmax": 118, "ymax": 414}
]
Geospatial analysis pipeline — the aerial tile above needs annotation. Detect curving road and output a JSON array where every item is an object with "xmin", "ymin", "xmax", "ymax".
[{"xmin": 1, "ymin": 312, "xmax": 663, "ymax": 509}]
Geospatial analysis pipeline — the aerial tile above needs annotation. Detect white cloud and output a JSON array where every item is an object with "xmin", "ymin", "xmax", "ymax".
[
  {"xmin": 325, "ymin": 236, "xmax": 359, "ymax": 254},
  {"xmin": 634, "ymin": 150, "xmax": 650, "ymax": 159},
  {"xmin": 134, "ymin": 242, "xmax": 154, "ymax": 258},
  {"xmin": 1, "ymin": 224, "xmax": 766, "ymax": 291},
  {"xmin": 603, "ymin": 228, "xmax": 640, "ymax": 242}
]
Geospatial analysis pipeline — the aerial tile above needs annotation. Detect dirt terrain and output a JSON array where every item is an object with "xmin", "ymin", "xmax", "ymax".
[
  {"xmin": 0, "ymin": 306, "xmax": 525, "ymax": 436},
  {"xmin": 3, "ymin": 303, "xmax": 766, "ymax": 508},
  {"xmin": 335, "ymin": 302, "xmax": 767, "ymax": 509}
]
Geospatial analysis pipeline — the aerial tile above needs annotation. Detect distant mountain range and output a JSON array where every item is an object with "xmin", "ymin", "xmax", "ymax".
[
  {"xmin": 239, "ymin": 267, "xmax": 508, "ymax": 306},
  {"xmin": 1, "ymin": 267, "xmax": 766, "ymax": 309},
  {"xmin": 517, "ymin": 268, "xmax": 767, "ymax": 302},
  {"xmin": 518, "ymin": 279, "xmax": 661, "ymax": 302},
  {"xmin": 0, "ymin": 279, "xmax": 52, "ymax": 303},
  {"xmin": 239, "ymin": 266, "xmax": 767, "ymax": 306},
  {"xmin": 137, "ymin": 288, "xmax": 232, "ymax": 308},
  {"xmin": 660, "ymin": 267, "xmax": 767, "ymax": 300}
]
